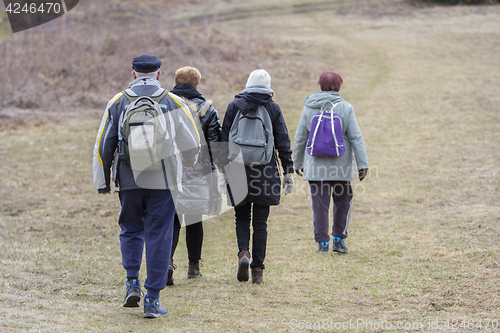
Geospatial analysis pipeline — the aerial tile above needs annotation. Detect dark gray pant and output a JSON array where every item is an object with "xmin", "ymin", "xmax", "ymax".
[{"xmin": 309, "ymin": 181, "xmax": 353, "ymax": 243}]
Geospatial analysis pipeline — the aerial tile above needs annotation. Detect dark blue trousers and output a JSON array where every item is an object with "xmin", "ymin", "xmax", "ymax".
[{"xmin": 118, "ymin": 189, "xmax": 175, "ymax": 297}]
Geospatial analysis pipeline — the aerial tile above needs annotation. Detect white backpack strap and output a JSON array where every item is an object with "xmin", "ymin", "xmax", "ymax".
[
  {"xmin": 330, "ymin": 102, "xmax": 341, "ymax": 156},
  {"xmin": 308, "ymin": 113, "xmax": 322, "ymax": 155},
  {"xmin": 320, "ymin": 100, "xmax": 338, "ymax": 113}
]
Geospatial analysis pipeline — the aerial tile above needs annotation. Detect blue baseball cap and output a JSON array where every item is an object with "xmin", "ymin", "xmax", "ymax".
[{"xmin": 132, "ymin": 54, "xmax": 161, "ymax": 73}]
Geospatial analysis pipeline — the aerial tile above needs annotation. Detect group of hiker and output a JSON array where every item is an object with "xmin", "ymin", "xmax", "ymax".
[{"xmin": 92, "ymin": 54, "xmax": 369, "ymax": 318}]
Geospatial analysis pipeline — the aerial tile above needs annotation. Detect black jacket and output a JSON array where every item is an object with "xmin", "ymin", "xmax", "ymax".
[
  {"xmin": 171, "ymin": 83, "xmax": 221, "ymax": 174},
  {"xmin": 221, "ymin": 87, "xmax": 294, "ymax": 206},
  {"xmin": 170, "ymin": 83, "xmax": 222, "ymax": 214}
]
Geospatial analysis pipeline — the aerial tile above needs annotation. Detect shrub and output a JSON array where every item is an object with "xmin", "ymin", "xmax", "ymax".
[{"xmin": 0, "ymin": 0, "xmax": 272, "ymax": 111}]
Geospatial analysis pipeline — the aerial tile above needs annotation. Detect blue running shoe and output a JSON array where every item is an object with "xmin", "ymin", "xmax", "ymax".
[
  {"xmin": 144, "ymin": 297, "xmax": 168, "ymax": 318},
  {"xmin": 316, "ymin": 241, "xmax": 329, "ymax": 253},
  {"xmin": 332, "ymin": 237, "xmax": 348, "ymax": 254},
  {"xmin": 123, "ymin": 279, "xmax": 142, "ymax": 307}
]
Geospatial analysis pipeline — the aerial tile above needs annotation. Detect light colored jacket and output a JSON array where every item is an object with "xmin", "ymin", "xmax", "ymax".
[{"xmin": 293, "ymin": 91, "xmax": 368, "ymax": 181}]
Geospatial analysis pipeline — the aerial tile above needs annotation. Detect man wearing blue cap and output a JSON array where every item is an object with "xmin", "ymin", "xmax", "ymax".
[{"xmin": 93, "ymin": 54, "xmax": 201, "ymax": 318}]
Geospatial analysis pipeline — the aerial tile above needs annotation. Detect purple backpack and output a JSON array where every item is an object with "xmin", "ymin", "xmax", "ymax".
[{"xmin": 306, "ymin": 101, "xmax": 345, "ymax": 157}]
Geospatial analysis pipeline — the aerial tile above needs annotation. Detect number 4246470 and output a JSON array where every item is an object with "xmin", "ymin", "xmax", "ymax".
[
  {"xmin": 443, "ymin": 319, "xmax": 499, "ymax": 330},
  {"xmin": 5, "ymin": 2, "xmax": 62, "ymax": 14}
]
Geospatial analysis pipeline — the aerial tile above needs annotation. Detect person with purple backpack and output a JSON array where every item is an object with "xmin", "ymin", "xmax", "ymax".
[{"xmin": 293, "ymin": 70, "xmax": 369, "ymax": 254}]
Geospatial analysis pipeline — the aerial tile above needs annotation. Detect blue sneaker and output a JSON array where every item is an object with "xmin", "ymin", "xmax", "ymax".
[
  {"xmin": 123, "ymin": 279, "xmax": 142, "ymax": 307},
  {"xmin": 316, "ymin": 241, "xmax": 329, "ymax": 253},
  {"xmin": 332, "ymin": 237, "xmax": 348, "ymax": 254},
  {"xmin": 144, "ymin": 297, "xmax": 168, "ymax": 318}
]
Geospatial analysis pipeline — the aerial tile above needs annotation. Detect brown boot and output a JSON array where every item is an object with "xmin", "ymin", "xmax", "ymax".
[
  {"xmin": 187, "ymin": 262, "xmax": 202, "ymax": 279},
  {"xmin": 237, "ymin": 250, "xmax": 250, "ymax": 282},
  {"xmin": 251, "ymin": 267, "xmax": 264, "ymax": 284}
]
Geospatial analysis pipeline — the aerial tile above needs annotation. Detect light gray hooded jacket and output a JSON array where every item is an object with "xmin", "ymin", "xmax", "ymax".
[{"xmin": 293, "ymin": 91, "xmax": 368, "ymax": 181}]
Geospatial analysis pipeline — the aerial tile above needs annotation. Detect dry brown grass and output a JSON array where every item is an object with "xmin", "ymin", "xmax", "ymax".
[
  {"xmin": 0, "ymin": 0, "xmax": 273, "ymax": 122},
  {"xmin": 1, "ymin": 0, "xmax": 500, "ymax": 332}
]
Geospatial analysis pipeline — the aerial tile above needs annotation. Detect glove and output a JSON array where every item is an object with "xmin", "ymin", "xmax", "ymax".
[
  {"xmin": 282, "ymin": 173, "xmax": 294, "ymax": 195},
  {"xmin": 358, "ymin": 168, "xmax": 368, "ymax": 181},
  {"xmin": 295, "ymin": 168, "xmax": 303, "ymax": 177}
]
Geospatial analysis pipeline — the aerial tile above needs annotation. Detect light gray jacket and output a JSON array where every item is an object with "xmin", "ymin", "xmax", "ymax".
[{"xmin": 293, "ymin": 91, "xmax": 369, "ymax": 181}]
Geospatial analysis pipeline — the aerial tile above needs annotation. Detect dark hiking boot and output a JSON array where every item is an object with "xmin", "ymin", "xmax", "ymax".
[
  {"xmin": 123, "ymin": 279, "xmax": 142, "ymax": 307},
  {"xmin": 316, "ymin": 241, "xmax": 329, "ymax": 253},
  {"xmin": 332, "ymin": 237, "xmax": 348, "ymax": 254},
  {"xmin": 237, "ymin": 250, "xmax": 250, "ymax": 282},
  {"xmin": 187, "ymin": 262, "xmax": 202, "ymax": 279},
  {"xmin": 251, "ymin": 267, "xmax": 264, "ymax": 285},
  {"xmin": 143, "ymin": 297, "xmax": 168, "ymax": 318},
  {"xmin": 166, "ymin": 258, "xmax": 176, "ymax": 286}
]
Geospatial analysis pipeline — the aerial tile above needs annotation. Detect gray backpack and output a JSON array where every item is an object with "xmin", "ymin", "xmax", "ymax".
[
  {"xmin": 228, "ymin": 105, "xmax": 274, "ymax": 166},
  {"xmin": 118, "ymin": 88, "xmax": 171, "ymax": 171}
]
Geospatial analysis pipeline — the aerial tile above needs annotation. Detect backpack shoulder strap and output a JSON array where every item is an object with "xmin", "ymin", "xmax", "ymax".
[
  {"xmin": 123, "ymin": 89, "xmax": 139, "ymax": 103},
  {"xmin": 256, "ymin": 105, "xmax": 273, "ymax": 131},
  {"xmin": 229, "ymin": 110, "xmax": 243, "ymax": 134},
  {"xmin": 123, "ymin": 88, "xmax": 167, "ymax": 105},
  {"xmin": 320, "ymin": 100, "xmax": 336, "ymax": 113},
  {"xmin": 257, "ymin": 104, "xmax": 270, "ymax": 117},
  {"xmin": 150, "ymin": 88, "xmax": 168, "ymax": 103}
]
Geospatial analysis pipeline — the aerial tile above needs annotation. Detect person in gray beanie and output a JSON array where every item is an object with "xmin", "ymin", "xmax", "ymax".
[{"xmin": 220, "ymin": 69, "xmax": 294, "ymax": 284}]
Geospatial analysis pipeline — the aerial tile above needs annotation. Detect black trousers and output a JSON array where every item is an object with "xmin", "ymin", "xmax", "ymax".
[
  {"xmin": 235, "ymin": 202, "xmax": 270, "ymax": 269},
  {"xmin": 171, "ymin": 214, "xmax": 203, "ymax": 264}
]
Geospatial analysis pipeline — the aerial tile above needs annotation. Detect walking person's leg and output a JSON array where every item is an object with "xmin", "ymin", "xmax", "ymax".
[
  {"xmin": 143, "ymin": 189, "xmax": 176, "ymax": 318},
  {"xmin": 185, "ymin": 216, "xmax": 203, "ymax": 278},
  {"xmin": 235, "ymin": 202, "xmax": 252, "ymax": 281},
  {"xmin": 118, "ymin": 190, "xmax": 146, "ymax": 308},
  {"xmin": 309, "ymin": 181, "xmax": 332, "ymax": 252},
  {"xmin": 331, "ymin": 181, "xmax": 353, "ymax": 253},
  {"xmin": 166, "ymin": 214, "xmax": 182, "ymax": 286},
  {"xmin": 250, "ymin": 203, "xmax": 270, "ymax": 284},
  {"xmin": 171, "ymin": 214, "xmax": 182, "ymax": 260}
]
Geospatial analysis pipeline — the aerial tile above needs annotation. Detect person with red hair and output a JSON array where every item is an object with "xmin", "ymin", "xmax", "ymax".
[{"xmin": 293, "ymin": 70, "xmax": 369, "ymax": 254}]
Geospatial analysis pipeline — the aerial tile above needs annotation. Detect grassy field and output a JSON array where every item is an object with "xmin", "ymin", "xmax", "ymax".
[{"xmin": 1, "ymin": 0, "xmax": 500, "ymax": 332}]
